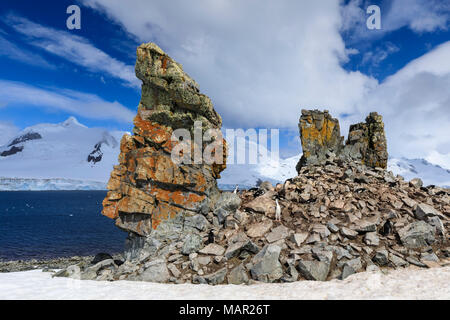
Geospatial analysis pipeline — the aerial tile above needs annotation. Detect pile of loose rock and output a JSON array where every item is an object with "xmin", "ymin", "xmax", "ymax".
[
  {"xmin": 56, "ymin": 157, "xmax": 449, "ymax": 283},
  {"xmin": 54, "ymin": 43, "xmax": 449, "ymax": 284}
]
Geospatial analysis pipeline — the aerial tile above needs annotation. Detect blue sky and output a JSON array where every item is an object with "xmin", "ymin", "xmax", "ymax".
[{"xmin": 0, "ymin": 0, "xmax": 449, "ymax": 163}]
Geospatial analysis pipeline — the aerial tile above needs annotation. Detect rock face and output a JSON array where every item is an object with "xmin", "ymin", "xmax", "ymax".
[
  {"xmin": 342, "ymin": 112, "xmax": 388, "ymax": 169},
  {"xmin": 101, "ymin": 43, "xmax": 227, "ymax": 277},
  {"xmin": 57, "ymin": 48, "xmax": 448, "ymax": 285},
  {"xmin": 62, "ymin": 153, "xmax": 448, "ymax": 284},
  {"xmin": 296, "ymin": 110, "xmax": 344, "ymax": 170},
  {"xmin": 296, "ymin": 110, "xmax": 388, "ymax": 171}
]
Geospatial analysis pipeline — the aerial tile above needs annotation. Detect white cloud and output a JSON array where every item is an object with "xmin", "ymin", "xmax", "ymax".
[
  {"xmin": 0, "ymin": 121, "xmax": 19, "ymax": 146},
  {"xmin": 361, "ymin": 42, "xmax": 399, "ymax": 66},
  {"xmin": 81, "ymin": 1, "xmax": 449, "ymax": 163},
  {"xmin": 0, "ymin": 79, "xmax": 135, "ymax": 124},
  {"xmin": 0, "ymin": 34, "xmax": 54, "ymax": 69},
  {"xmin": 341, "ymin": 0, "xmax": 450, "ymax": 41},
  {"xmin": 384, "ymin": 0, "xmax": 450, "ymax": 33},
  {"xmin": 81, "ymin": 0, "xmax": 377, "ymax": 129},
  {"xmin": 350, "ymin": 41, "xmax": 450, "ymax": 161},
  {"xmin": 4, "ymin": 14, "xmax": 140, "ymax": 88}
]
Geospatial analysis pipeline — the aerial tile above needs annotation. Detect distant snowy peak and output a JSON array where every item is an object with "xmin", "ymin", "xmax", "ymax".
[
  {"xmin": 388, "ymin": 157, "xmax": 450, "ymax": 188},
  {"xmin": 1, "ymin": 117, "xmax": 449, "ymax": 190},
  {"xmin": 220, "ymin": 152, "xmax": 450, "ymax": 189},
  {"xmin": 7, "ymin": 131, "xmax": 42, "ymax": 147},
  {"xmin": 0, "ymin": 117, "xmax": 126, "ymax": 186}
]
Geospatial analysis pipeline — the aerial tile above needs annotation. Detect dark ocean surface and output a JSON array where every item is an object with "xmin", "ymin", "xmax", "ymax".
[{"xmin": 0, "ymin": 191, "xmax": 127, "ymax": 261}]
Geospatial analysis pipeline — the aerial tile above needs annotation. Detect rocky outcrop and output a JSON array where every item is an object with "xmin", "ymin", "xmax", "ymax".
[
  {"xmin": 296, "ymin": 110, "xmax": 344, "ymax": 170},
  {"xmin": 61, "ymin": 156, "xmax": 448, "ymax": 284},
  {"xmin": 56, "ymin": 48, "xmax": 447, "ymax": 285},
  {"xmin": 342, "ymin": 112, "xmax": 388, "ymax": 168},
  {"xmin": 101, "ymin": 43, "xmax": 228, "ymax": 277},
  {"xmin": 296, "ymin": 110, "xmax": 388, "ymax": 171}
]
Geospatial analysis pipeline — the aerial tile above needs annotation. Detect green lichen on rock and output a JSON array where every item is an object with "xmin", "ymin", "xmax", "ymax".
[
  {"xmin": 296, "ymin": 109, "xmax": 344, "ymax": 171},
  {"xmin": 296, "ymin": 110, "xmax": 388, "ymax": 171},
  {"xmin": 342, "ymin": 112, "xmax": 388, "ymax": 169}
]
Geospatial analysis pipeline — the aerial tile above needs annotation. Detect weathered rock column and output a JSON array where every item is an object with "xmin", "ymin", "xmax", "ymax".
[
  {"xmin": 296, "ymin": 110, "xmax": 388, "ymax": 171},
  {"xmin": 102, "ymin": 43, "xmax": 227, "ymax": 267},
  {"xmin": 342, "ymin": 112, "xmax": 388, "ymax": 169},
  {"xmin": 296, "ymin": 109, "xmax": 344, "ymax": 172}
]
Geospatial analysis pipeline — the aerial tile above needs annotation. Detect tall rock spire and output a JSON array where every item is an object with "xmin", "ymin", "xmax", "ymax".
[{"xmin": 102, "ymin": 43, "xmax": 227, "ymax": 261}]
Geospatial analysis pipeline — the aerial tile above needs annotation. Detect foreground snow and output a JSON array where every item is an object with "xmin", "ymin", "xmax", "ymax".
[{"xmin": 0, "ymin": 266, "xmax": 449, "ymax": 300}]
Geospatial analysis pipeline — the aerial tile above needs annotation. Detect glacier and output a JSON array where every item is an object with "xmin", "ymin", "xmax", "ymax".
[{"xmin": 1, "ymin": 117, "xmax": 449, "ymax": 190}]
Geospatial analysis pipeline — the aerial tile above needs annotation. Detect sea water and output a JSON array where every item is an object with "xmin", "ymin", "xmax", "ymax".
[{"xmin": 0, "ymin": 191, "xmax": 126, "ymax": 261}]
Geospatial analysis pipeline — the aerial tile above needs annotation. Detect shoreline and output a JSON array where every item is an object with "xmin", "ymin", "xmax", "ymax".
[{"xmin": 0, "ymin": 254, "xmax": 124, "ymax": 273}]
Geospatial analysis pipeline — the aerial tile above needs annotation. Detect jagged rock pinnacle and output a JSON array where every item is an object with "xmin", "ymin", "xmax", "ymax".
[{"xmin": 296, "ymin": 109, "xmax": 388, "ymax": 172}]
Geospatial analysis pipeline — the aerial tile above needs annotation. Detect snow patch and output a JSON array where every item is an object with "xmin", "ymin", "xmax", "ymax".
[{"xmin": 0, "ymin": 267, "xmax": 448, "ymax": 300}]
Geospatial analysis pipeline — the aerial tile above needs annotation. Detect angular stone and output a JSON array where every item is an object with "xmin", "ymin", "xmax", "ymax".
[
  {"xmin": 364, "ymin": 232, "xmax": 380, "ymax": 246},
  {"xmin": 311, "ymin": 247, "xmax": 334, "ymax": 263},
  {"xmin": 297, "ymin": 260, "xmax": 330, "ymax": 281},
  {"xmin": 389, "ymin": 254, "xmax": 408, "ymax": 267},
  {"xmin": 341, "ymin": 264, "xmax": 355, "ymax": 280},
  {"xmin": 427, "ymin": 216, "xmax": 446, "ymax": 237},
  {"xmin": 265, "ymin": 225, "xmax": 290, "ymax": 243},
  {"xmin": 409, "ymin": 178, "xmax": 423, "ymax": 188},
  {"xmin": 372, "ymin": 249, "xmax": 389, "ymax": 266},
  {"xmin": 406, "ymin": 256, "xmax": 428, "ymax": 268},
  {"xmin": 326, "ymin": 222, "xmax": 339, "ymax": 233},
  {"xmin": 242, "ymin": 191, "xmax": 276, "ymax": 216},
  {"xmin": 224, "ymin": 240, "xmax": 260, "ymax": 260},
  {"xmin": 340, "ymin": 227, "xmax": 358, "ymax": 239},
  {"xmin": 353, "ymin": 215, "xmax": 380, "ymax": 233},
  {"xmin": 182, "ymin": 233, "xmax": 203, "ymax": 255},
  {"xmin": 420, "ymin": 252, "xmax": 439, "ymax": 262},
  {"xmin": 250, "ymin": 244, "xmax": 283, "ymax": 282},
  {"xmin": 53, "ymin": 265, "xmax": 81, "ymax": 280},
  {"xmin": 139, "ymin": 259, "xmax": 170, "ymax": 283},
  {"xmin": 197, "ymin": 256, "xmax": 211, "ymax": 265},
  {"xmin": 332, "ymin": 246, "xmax": 353, "ymax": 260},
  {"xmin": 398, "ymin": 221, "xmax": 435, "ymax": 249},
  {"xmin": 312, "ymin": 224, "xmax": 331, "ymax": 238},
  {"xmin": 194, "ymin": 267, "xmax": 227, "ymax": 285},
  {"xmin": 227, "ymin": 263, "xmax": 249, "ymax": 285},
  {"xmin": 168, "ymin": 264, "xmax": 181, "ymax": 278},
  {"xmin": 343, "ymin": 257, "xmax": 363, "ymax": 271},
  {"xmin": 290, "ymin": 232, "xmax": 309, "ymax": 246},
  {"xmin": 415, "ymin": 203, "xmax": 444, "ymax": 220},
  {"xmin": 305, "ymin": 233, "xmax": 320, "ymax": 244},
  {"xmin": 199, "ymin": 243, "xmax": 225, "ymax": 256},
  {"xmin": 184, "ymin": 214, "xmax": 209, "ymax": 232},
  {"xmin": 246, "ymin": 220, "xmax": 273, "ymax": 238},
  {"xmin": 214, "ymin": 192, "xmax": 241, "ymax": 224}
]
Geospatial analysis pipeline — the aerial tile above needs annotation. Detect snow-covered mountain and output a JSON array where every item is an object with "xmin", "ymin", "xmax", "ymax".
[
  {"xmin": 388, "ymin": 158, "xmax": 450, "ymax": 188},
  {"xmin": 221, "ymin": 154, "xmax": 450, "ymax": 189},
  {"xmin": 0, "ymin": 117, "xmax": 127, "ymax": 190},
  {"xmin": 1, "ymin": 117, "xmax": 449, "ymax": 190}
]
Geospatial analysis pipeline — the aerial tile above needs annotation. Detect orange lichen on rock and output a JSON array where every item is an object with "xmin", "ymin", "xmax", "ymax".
[
  {"xmin": 296, "ymin": 109, "xmax": 388, "ymax": 171},
  {"xmin": 101, "ymin": 42, "xmax": 226, "ymax": 235},
  {"xmin": 296, "ymin": 109, "xmax": 344, "ymax": 170}
]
